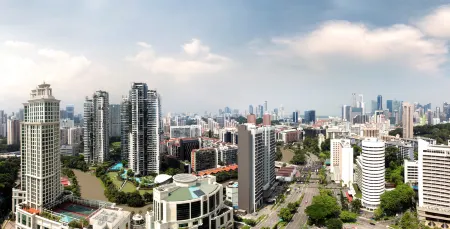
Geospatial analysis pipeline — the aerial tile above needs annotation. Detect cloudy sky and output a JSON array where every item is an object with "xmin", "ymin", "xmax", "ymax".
[{"xmin": 0, "ymin": 0, "xmax": 449, "ymax": 116}]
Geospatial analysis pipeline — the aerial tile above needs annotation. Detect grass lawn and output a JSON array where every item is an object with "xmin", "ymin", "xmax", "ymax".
[
  {"xmin": 121, "ymin": 181, "xmax": 136, "ymax": 193},
  {"xmin": 138, "ymin": 189, "xmax": 153, "ymax": 195},
  {"xmin": 353, "ymin": 183, "xmax": 362, "ymax": 198},
  {"xmin": 107, "ymin": 172, "xmax": 136, "ymax": 193}
]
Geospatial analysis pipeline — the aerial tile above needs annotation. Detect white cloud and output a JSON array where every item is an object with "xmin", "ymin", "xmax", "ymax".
[
  {"xmin": 417, "ymin": 5, "xmax": 450, "ymax": 38},
  {"xmin": 265, "ymin": 20, "xmax": 448, "ymax": 73},
  {"xmin": 127, "ymin": 39, "xmax": 231, "ymax": 77},
  {"xmin": 4, "ymin": 40, "xmax": 34, "ymax": 49},
  {"xmin": 137, "ymin": 42, "xmax": 152, "ymax": 49},
  {"xmin": 0, "ymin": 41, "xmax": 94, "ymax": 107}
]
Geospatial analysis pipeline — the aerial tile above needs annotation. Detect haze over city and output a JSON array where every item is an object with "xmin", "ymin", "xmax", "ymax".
[{"xmin": 1, "ymin": 1, "xmax": 450, "ymax": 115}]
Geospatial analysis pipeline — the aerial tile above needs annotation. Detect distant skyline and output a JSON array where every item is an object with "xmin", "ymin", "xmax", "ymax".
[{"xmin": 0, "ymin": 1, "xmax": 449, "ymax": 116}]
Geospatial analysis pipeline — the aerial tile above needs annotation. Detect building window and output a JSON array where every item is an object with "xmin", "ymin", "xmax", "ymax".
[
  {"xmin": 191, "ymin": 201, "xmax": 201, "ymax": 219},
  {"xmin": 179, "ymin": 223, "xmax": 188, "ymax": 228},
  {"xmin": 176, "ymin": 203, "xmax": 190, "ymax": 221}
]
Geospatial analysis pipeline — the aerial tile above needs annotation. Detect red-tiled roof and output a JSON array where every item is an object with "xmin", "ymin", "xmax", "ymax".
[{"xmin": 197, "ymin": 164, "xmax": 238, "ymax": 176}]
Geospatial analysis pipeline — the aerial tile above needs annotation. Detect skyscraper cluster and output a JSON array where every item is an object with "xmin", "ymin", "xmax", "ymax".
[{"xmin": 121, "ymin": 83, "xmax": 162, "ymax": 175}]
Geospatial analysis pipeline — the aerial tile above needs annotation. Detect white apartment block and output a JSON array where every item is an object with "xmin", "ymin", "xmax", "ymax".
[
  {"xmin": 14, "ymin": 83, "xmax": 62, "ymax": 210},
  {"xmin": 226, "ymin": 182, "xmax": 239, "ymax": 209},
  {"xmin": 127, "ymin": 83, "xmax": 162, "ymax": 175},
  {"xmin": 147, "ymin": 174, "xmax": 233, "ymax": 229},
  {"xmin": 83, "ymin": 91, "xmax": 110, "ymax": 164},
  {"xmin": 360, "ymin": 138, "xmax": 385, "ymax": 211},
  {"xmin": 170, "ymin": 125, "xmax": 202, "ymax": 138},
  {"xmin": 404, "ymin": 160, "xmax": 418, "ymax": 185},
  {"xmin": 330, "ymin": 139, "xmax": 354, "ymax": 187},
  {"xmin": 417, "ymin": 140, "xmax": 450, "ymax": 227}
]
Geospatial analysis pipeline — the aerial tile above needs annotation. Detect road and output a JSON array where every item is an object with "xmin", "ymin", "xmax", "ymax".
[
  {"xmin": 286, "ymin": 184, "xmax": 320, "ymax": 229},
  {"xmin": 257, "ymin": 182, "xmax": 306, "ymax": 228}
]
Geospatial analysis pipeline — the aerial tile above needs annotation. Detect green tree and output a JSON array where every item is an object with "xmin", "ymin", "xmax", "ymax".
[
  {"xmin": 305, "ymin": 193, "xmax": 340, "ymax": 225},
  {"xmin": 351, "ymin": 199, "xmax": 362, "ymax": 213},
  {"xmin": 399, "ymin": 210, "xmax": 419, "ymax": 229},
  {"xmin": 379, "ymin": 184, "xmax": 415, "ymax": 216},
  {"xmin": 385, "ymin": 146, "xmax": 401, "ymax": 168},
  {"xmin": 321, "ymin": 138, "xmax": 330, "ymax": 152},
  {"xmin": 352, "ymin": 145, "xmax": 362, "ymax": 162},
  {"xmin": 127, "ymin": 169, "xmax": 134, "ymax": 177},
  {"xmin": 339, "ymin": 211, "xmax": 357, "ymax": 223},
  {"xmin": 143, "ymin": 192, "xmax": 153, "ymax": 203},
  {"xmin": 278, "ymin": 208, "xmax": 293, "ymax": 222},
  {"xmin": 326, "ymin": 218, "xmax": 343, "ymax": 229},
  {"xmin": 389, "ymin": 128, "xmax": 403, "ymax": 137}
]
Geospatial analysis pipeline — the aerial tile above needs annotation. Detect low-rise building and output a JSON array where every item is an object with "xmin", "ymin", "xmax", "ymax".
[
  {"xmin": 226, "ymin": 182, "xmax": 238, "ymax": 209},
  {"xmin": 404, "ymin": 160, "xmax": 418, "ymax": 186}
]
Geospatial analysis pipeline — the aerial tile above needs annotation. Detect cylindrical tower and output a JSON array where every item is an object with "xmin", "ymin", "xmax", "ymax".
[{"xmin": 361, "ymin": 138, "xmax": 385, "ymax": 211}]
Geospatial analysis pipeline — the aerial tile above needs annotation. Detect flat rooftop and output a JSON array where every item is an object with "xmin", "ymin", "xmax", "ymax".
[
  {"xmin": 164, "ymin": 180, "xmax": 220, "ymax": 202},
  {"xmin": 51, "ymin": 201, "xmax": 99, "ymax": 223}
]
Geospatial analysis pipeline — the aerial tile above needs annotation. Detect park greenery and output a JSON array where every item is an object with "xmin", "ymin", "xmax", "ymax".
[
  {"xmin": 0, "ymin": 137, "xmax": 19, "ymax": 153},
  {"xmin": 0, "ymin": 157, "xmax": 20, "ymax": 222},
  {"xmin": 95, "ymin": 163, "xmax": 146, "ymax": 207},
  {"xmin": 305, "ymin": 189, "xmax": 341, "ymax": 226},
  {"xmin": 375, "ymin": 184, "xmax": 415, "ymax": 219},
  {"xmin": 61, "ymin": 155, "xmax": 89, "ymax": 172},
  {"xmin": 389, "ymin": 123, "xmax": 450, "ymax": 145},
  {"xmin": 61, "ymin": 168, "xmax": 81, "ymax": 197},
  {"xmin": 384, "ymin": 146, "xmax": 405, "ymax": 185},
  {"xmin": 290, "ymin": 136, "xmax": 320, "ymax": 165},
  {"xmin": 109, "ymin": 141, "xmax": 122, "ymax": 162}
]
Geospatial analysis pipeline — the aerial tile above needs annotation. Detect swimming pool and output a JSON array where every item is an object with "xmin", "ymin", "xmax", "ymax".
[{"xmin": 109, "ymin": 162, "xmax": 123, "ymax": 171}]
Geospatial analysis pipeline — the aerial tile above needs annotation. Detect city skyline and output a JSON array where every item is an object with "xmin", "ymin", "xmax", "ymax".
[{"xmin": 1, "ymin": 1, "xmax": 450, "ymax": 115}]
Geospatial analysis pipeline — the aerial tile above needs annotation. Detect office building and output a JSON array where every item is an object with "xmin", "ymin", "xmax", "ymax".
[
  {"xmin": 292, "ymin": 111, "xmax": 299, "ymax": 123},
  {"xmin": 330, "ymin": 139, "xmax": 353, "ymax": 187},
  {"xmin": 109, "ymin": 104, "xmax": 121, "ymax": 137},
  {"xmin": 417, "ymin": 140, "xmax": 450, "ymax": 227},
  {"xmin": 7, "ymin": 118, "xmax": 20, "ymax": 145},
  {"xmin": 342, "ymin": 105, "xmax": 351, "ymax": 121},
  {"xmin": 361, "ymin": 138, "xmax": 385, "ymax": 210},
  {"xmin": 127, "ymin": 83, "xmax": 162, "ymax": 175},
  {"xmin": 249, "ymin": 105, "xmax": 254, "ymax": 115},
  {"xmin": 377, "ymin": 95, "xmax": 383, "ymax": 110},
  {"xmin": 402, "ymin": 102, "xmax": 414, "ymax": 139},
  {"xmin": 170, "ymin": 125, "xmax": 202, "ymax": 138},
  {"xmin": 147, "ymin": 174, "xmax": 233, "ymax": 229},
  {"xmin": 66, "ymin": 104, "xmax": 74, "ymax": 120},
  {"xmin": 304, "ymin": 110, "xmax": 316, "ymax": 124},
  {"xmin": 387, "ymin": 100, "xmax": 393, "ymax": 113},
  {"xmin": 238, "ymin": 124, "xmax": 275, "ymax": 213},
  {"xmin": 191, "ymin": 148, "xmax": 218, "ymax": 172},
  {"xmin": 83, "ymin": 91, "xmax": 110, "ymax": 165}
]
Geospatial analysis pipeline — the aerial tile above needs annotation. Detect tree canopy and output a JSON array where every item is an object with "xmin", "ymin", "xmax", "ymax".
[
  {"xmin": 321, "ymin": 138, "xmax": 330, "ymax": 152},
  {"xmin": 305, "ymin": 192, "xmax": 341, "ymax": 225},
  {"xmin": 379, "ymin": 184, "xmax": 415, "ymax": 216},
  {"xmin": 390, "ymin": 123, "xmax": 450, "ymax": 145}
]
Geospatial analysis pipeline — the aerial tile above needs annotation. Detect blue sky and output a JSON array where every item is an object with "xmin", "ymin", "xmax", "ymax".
[{"xmin": 0, "ymin": 0, "xmax": 449, "ymax": 116}]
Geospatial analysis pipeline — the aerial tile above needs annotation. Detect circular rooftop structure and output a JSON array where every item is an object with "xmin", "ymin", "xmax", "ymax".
[
  {"xmin": 173, "ymin": 174, "xmax": 197, "ymax": 184},
  {"xmin": 154, "ymin": 174, "xmax": 173, "ymax": 184}
]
